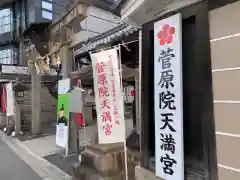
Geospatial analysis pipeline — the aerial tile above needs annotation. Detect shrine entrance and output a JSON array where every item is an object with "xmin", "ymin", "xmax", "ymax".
[{"xmin": 140, "ymin": 1, "xmax": 218, "ymax": 180}]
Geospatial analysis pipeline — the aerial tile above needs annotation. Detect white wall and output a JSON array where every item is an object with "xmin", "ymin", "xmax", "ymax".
[
  {"xmin": 72, "ymin": 6, "xmax": 121, "ymax": 46},
  {"xmin": 121, "ymin": 0, "xmax": 201, "ymax": 25}
]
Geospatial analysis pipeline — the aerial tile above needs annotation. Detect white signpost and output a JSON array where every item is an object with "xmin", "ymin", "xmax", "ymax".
[
  {"xmin": 154, "ymin": 14, "xmax": 184, "ymax": 179},
  {"xmin": 91, "ymin": 49, "xmax": 125, "ymax": 144},
  {"xmin": 6, "ymin": 82, "xmax": 15, "ymax": 116},
  {"xmin": 56, "ymin": 78, "xmax": 70, "ymax": 151}
]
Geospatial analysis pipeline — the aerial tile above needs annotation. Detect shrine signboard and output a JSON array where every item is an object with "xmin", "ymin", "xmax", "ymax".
[
  {"xmin": 154, "ymin": 14, "xmax": 184, "ymax": 179},
  {"xmin": 56, "ymin": 78, "xmax": 70, "ymax": 148},
  {"xmin": 91, "ymin": 49, "xmax": 125, "ymax": 144}
]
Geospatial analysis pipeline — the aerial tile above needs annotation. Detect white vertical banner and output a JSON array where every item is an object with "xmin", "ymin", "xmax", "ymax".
[
  {"xmin": 91, "ymin": 49, "xmax": 125, "ymax": 144},
  {"xmin": 154, "ymin": 14, "xmax": 184, "ymax": 179},
  {"xmin": 6, "ymin": 82, "xmax": 15, "ymax": 116}
]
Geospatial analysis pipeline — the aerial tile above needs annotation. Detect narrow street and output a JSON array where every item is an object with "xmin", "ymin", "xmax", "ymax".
[{"xmin": 0, "ymin": 137, "xmax": 42, "ymax": 180}]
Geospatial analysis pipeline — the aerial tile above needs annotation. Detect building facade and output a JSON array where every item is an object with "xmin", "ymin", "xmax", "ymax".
[
  {"xmin": 0, "ymin": 2, "xmax": 18, "ymax": 65},
  {"xmin": 71, "ymin": 5, "xmax": 121, "ymax": 47},
  {"xmin": 210, "ymin": 1, "xmax": 240, "ymax": 179},
  {"xmin": 119, "ymin": 0, "xmax": 240, "ymax": 180},
  {"xmin": 0, "ymin": 0, "xmax": 70, "ymax": 66},
  {"xmin": 0, "ymin": 0, "xmax": 72, "ymax": 135}
]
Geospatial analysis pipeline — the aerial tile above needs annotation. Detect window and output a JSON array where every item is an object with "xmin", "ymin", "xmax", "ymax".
[
  {"xmin": 42, "ymin": 1, "xmax": 53, "ymax": 11},
  {"xmin": 0, "ymin": 8, "xmax": 12, "ymax": 34},
  {"xmin": 42, "ymin": 0, "xmax": 53, "ymax": 20},
  {"xmin": 15, "ymin": 91, "xmax": 24, "ymax": 97},
  {"xmin": 0, "ymin": 48, "xmax": 17, "ymax": 64},
  {"xmin": 42, "ymin": 10, "xmax": 53, "ymax": 20}
]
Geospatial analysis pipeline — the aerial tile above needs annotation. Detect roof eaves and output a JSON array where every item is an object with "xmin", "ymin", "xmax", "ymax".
[{"xmin": 74, "ymin": 24, "xmax": 140, "ymax": 56}]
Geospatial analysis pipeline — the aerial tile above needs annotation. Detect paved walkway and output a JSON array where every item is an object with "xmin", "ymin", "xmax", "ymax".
[
  {"xmin": 0, "ymin": 119, "xmax": 134, "ymax": 180},
  {"xmin": 0, "ymin": 132, "xmax": 71, "ymax": 180},
  {"xmin": 0, "ymin": 137, "xmax": 42, "ymax": 180}
]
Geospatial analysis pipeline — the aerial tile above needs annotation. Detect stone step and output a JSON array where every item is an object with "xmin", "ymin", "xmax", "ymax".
[
  {"xmin": 72, "ymin": 163, "xmax": 123, "ymax": 180},
  {"xmin": 81, "ymin": 144, "xmax": 125, "ymax": 176}
]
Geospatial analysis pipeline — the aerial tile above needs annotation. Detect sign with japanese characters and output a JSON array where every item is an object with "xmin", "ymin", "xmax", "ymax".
[
  {"xmin": 56, "ymin": 79, "xmax": 70, "ymax": 148},
  {"xmin": 154, "ymin": 14, "xmax": 184, "ymax": 179},
  {"xmin": 91, "ymin": 49, "xmax": 125, "ymax": 144}
]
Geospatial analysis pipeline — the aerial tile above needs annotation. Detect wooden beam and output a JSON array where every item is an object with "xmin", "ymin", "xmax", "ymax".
[
  {"xmin": 29, "ymin": 1, "xmax": 92, "ymax": 76},
  {"xmin": 50, "ymin": 1, "xmax": 90, "ymax": 34}
]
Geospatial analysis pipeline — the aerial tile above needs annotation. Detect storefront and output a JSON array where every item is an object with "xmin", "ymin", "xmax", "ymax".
[{"xmin": 137, "ymin": 0, "xmax": 240, "ymax": 180}]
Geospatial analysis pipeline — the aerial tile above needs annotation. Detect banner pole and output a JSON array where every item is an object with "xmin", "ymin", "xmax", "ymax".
[
  {"xmin": 138, "ymin": 29, "xmax": 142, "ymax": 144},
  {"xmin": 66, "ymin": 117, "xmax": 69, "ymax": 157},
  {"xmin": 124, "ymin": 139, "xmax": 128, "ymax": 180},
  {"xmin": 117, "ymin": 46, "xmax": 128, "ymax": 180}
]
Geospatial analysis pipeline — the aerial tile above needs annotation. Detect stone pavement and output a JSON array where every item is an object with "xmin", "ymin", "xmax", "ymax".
[
  {"xmin": 19, "ymin": 121, "xmax": 133, "ymax": 159},
  {"xmin": 0, "ymin": 131, "xmax": 71, "ymax": 180},
  {"xmin": 0, "ymin": 119, "xmax": 134, "ymax": 179},
  {"xmin": 20, "ymin": 135, "xmax": 62, "ymax": 157},
  {"xmin": 0, "ymin": 136, "xmax": 42, "ymax": 180}
]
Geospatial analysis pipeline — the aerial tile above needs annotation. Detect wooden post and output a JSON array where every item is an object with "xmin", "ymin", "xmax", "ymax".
[
  {"xmin": 14, "ymin": 102, "xmax": 21, "ymax": 135},
  {"xmin": 61, "ymin": 46, "xmax": 72, "ymax": 79},
  {"xmin": 59, "ymin": 38, "xmax": 77, "ymax": 153},
  {"xmin": 31, "ymin": 58, "xmax": 41, "ymax": 135},
  {"xmin": 14, "ymin": 39, "xmax": 25, "ymax": 135}
]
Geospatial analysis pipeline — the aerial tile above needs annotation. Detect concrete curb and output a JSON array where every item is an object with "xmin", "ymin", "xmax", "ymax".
[{"xmin": 0, "ymin": 131, "xmax": 72, "ymax": 180}]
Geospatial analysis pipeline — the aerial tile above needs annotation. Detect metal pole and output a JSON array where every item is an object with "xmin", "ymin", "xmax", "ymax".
[
  {"xmin": 117, "ymin": 46, "xmax": 128, "ymax": 180},
  {"xmin": 75, "ymin": 79, "xmax": 81, "ymax": 157},
  {"xmin": 75, "ymin": 113, "xmax": 80, "ymax": 157},
  {"xmin": 138, "ymin": 30, "xmax": 142, "ymax": 149}
]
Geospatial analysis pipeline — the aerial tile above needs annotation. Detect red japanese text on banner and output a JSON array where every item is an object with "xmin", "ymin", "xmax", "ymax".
[{"xmin": 91, "ymin": 49, "xmax": 125, "ymax": 144}]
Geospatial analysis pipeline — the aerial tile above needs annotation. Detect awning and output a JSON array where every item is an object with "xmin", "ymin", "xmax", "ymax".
[
  {"xmin": 74, "ymin": 23, "xmax": 139, "ymax": 56},
  {"xmin": 70, "ymin": 64, "xmax": 138, "ymax": 82}
]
